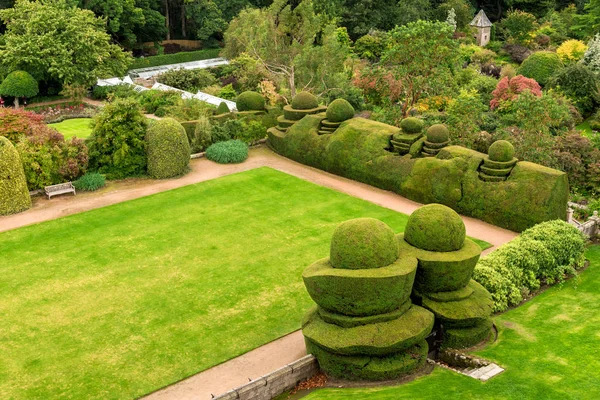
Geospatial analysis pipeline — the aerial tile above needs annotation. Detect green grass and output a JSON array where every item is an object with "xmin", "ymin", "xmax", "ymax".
[
  {"xmin": 48, "ymin": 118, "xmax": 94, "ymax": 139},
  {"xmin": 0, "ymin": 167, "xmax": 489, "ymax": 399},
  {"xmin": 576, "ymin": 119, "xmax": 593, "ymax": 137},
  {"xmin": 305, "ymin": 245, "xmax": 600, "ymax": 400}
]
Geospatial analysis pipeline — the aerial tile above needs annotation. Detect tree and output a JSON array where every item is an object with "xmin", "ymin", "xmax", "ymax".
[
  {"xmin": 582, "ymin": 34, "xmax": 600, "ymax": 75},
  {"xmin": 499, "ymin": 9, "xmax": 538, "ymax": 44},
  {"xmin": 0, "ymin": 70, "xmax": 38, "ymax": 108},
  {"xmin": 78, "ymin": 0, "xmax": 145, "ymax": 47},
  {"xmin": 0, "ymin": 0, "xmax": 132, "ymax": 88},
  {"xmin": 435, "ymin": 0, "xmax": 474, "ymax": 30},
  {"xmin": 184, "ymin": 0, "xmax": 226, "ymax": 40},
  {"xmin": 549, "ymin": 64, "xmax": 600, "ymax": 117}
]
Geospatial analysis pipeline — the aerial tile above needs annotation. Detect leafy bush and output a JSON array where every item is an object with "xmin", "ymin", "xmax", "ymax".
[
  {"xmin": 86, "ymin": 98, "xmax": 147, "ymax": 178},
  {"xmin": 74, "ymin": 172, "xmax": 105, "ymax": 191},
  {"xmin": 446, "ymin": 89, "xmax": 487, "ymax": 147},
  {"xmin": 192, "ymin": 116, "xmax": 213, "ymax": 153},
  {"xmin": 548, "ymin": 64, "xmax": 600, "ymax": 117},
  {"xmin": 161, "ymin": 97, "xmax": 215, "ymax": 121},
  {"xmin": 518, "ymin": 51, "xmax": 563, "ymax": 87},
  {"xmin": 0, "ymin": 70, "xmax": 38, "ymax": 104},
  {"xmin": 156, "ymin": 68, "xmax": 217, "ymax": 92},
  {"xmin": 326, "ymin": 98, "xmax": 355, "ymax": 122},
  {"xmin": 400, "ymin": 117, "xmax": 424, "ymax": 133},
  {"xmin": 236, "ymin": 91, "xmax": 265, "ymax": 111},
  {"xmin": 553, "ymin": 133, "xmax": 600, "ymax": 193},
  {"xmin": 212, "ymin": 119, "xmax": 244, "ymax": 143},
  {"xmin": 218, "ymin": 84, "xmax": 237, "ymax": 100},
  {"xmin": 499, "ymin": 10, "xmax": 538, "ymax": 45},
  {"xmin": 490, "ymin": 75, "xmax": 541, "ymax": 110},
  {"xmin": 0, "ymin": 107, "xmax": 45, "ymax": 143},
  {"xmin": 464, "ymin": 75, "xmax": 498, "ymax": 108},
  {"xmin": 138, "ymin": 90, "xmax": 181, "ymax": 114},
  {"xmin": 91, "ymin": 84, "xmax": 138, "ymax": 101},
  {"xmin": 353, "ymin": 31, "xmax": 389, "ymax": 61},
  {"xmin": 146, "ymin": 118, "xmax": 190, "ymax": 179},
  {"xmin": 556, "ymin": 39, "xmax": 587, "ymax": 64},
  {"xmin": 582, "ymin": 33, "xmax": 600, "ymax": 75},
  {"xmin": 291, "ymin": 91, "xmax": 319, "ymax": 110},
  {"xmin": 236, "ymin": 120, "xmax": 266, "ymax": 145},
  {"xmin": 0, "ymin": 136, "xmax": 31, "ymax": 215},
  {"xmin": 130, "ymin": 49, "xmax": 221, "ymax": 69},
  {"xmin": 205, "ymin": 139, "xmax": 248, "ymax": 164}
]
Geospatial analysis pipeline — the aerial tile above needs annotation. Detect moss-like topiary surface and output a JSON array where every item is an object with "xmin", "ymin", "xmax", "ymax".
[
  {"xmin": 330, "ymin": 218, "xmax": 399, "ymax": 270},
  {"xmin": 303, "ymin": 256, "xmax": 417, "ymax": 316},
  {"xmin": 283, "ymin": 105, "xmax": 327, "ymax": 121},
  {"xmin": 421, "ymin": 284, "xmax": 474, "ymax": 302},
  {"xmin": 326, "ymin": 99, "xmax": 355, "ymax": 123},
  {"xmin": 426, "ymin": 124, "xmax": 449, "ymax": 144},
  {"xmin": 398, "ymin": 233, "xmax": 481, "ymax": 293},
  {"xmin": 318, "ymin": 301, "xmax": 413, "ymax": 328},
  {"xmin": 303, "ymin": 305, "xmax": 434, "ymax": 356},
  {"xmin": 488, "ymin": 140, "xmax": 515, "ymax": 162},
  {"xmin": 441, "ymin": 318, "xmax": 493, "ymax": 349},
  {"xmin": 0, "ymin": 136, "xmax": 31, "ymax": 215},
  {"xmin": 400, "ymin": 117, "xmax": 425, "ymax": 134},
  {"xmin": 404, "ymin": 204, "xmax": 466, "ymax": 252},
  {"xmin": 305, "ymin": 338, "xmax": 428, "ymax": 381},
  {"xmin": 292, "ymin": 91, "xmax": 319, "ymax": 110},
  {"xmin": 236, "ymin": 91, "xmax": 265, "ymax": 111},
  {"xmin": 146, "ymin": 118, "xmax": 190, "ymax": 179}
]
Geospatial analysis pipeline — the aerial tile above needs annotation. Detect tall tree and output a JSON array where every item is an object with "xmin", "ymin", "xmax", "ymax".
[{"xmin": 78, "ymin": 0, "xmax": 145, "ymax": 47}]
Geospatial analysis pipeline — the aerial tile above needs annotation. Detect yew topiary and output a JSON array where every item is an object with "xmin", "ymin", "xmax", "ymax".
[
  {"xmin": 404, "ymin": 204, "xmax": 466, "ymax": 252},
  {"xmin": 236, "ymin": 91, "xmax": 265, "ymax": 111},
  {"xmin": 400, "ymin": 117, "xmax": 424, "ymax": 134},
  {"xmin": 518, "ymin": 51, "xmax": 563, "ymax": 87},
  {"xmin": 326, "ymin": 98, "xmax": 355, "ymax": 122},
  {"xmin": 291, "ymin": 91, "xmax": 319, "ymax": 110},
  {"xmin": 0, "ymin": 136, "xmax": 31, "ymax": 215},
  {"xmin": 488, "ymin": 140, "xmax": 514, "ymax": 162},
  {"xmin": 216, "ymin": 101, "xmax": 230, "ymax": 114},
  {"xmin": 146, "ymin": 118, "xmax": 190, "ymax": 179},
  {"xmin": 426, "ymin": 124, "xmax": 449, "ymax": 143},
  {"xmin": 330, "ymin": 218, "xmax": 399, "ymax": 270}
]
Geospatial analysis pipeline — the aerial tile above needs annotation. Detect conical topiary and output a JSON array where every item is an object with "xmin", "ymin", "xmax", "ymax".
[
  {"xmin": 216, "ymin": 101, "xmax": 230, "ymax": 114},
  {"xmin": 0, "ymin": 136, "xmax": 31, "ymax": 215}
]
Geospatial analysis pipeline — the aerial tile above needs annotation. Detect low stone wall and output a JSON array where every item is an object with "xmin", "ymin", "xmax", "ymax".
[{"xmin": 215, "ymin": 355, "xmax": 319, "ymax": 400}]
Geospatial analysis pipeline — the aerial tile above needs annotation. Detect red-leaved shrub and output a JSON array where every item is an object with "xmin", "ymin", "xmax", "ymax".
[
  {"xmin": 490, "ymin": 75, "xmax": 542, "ymax": 109},
  {"xmin": 0, "ymin": 108, "xmax": 45, "ymax": 143}
]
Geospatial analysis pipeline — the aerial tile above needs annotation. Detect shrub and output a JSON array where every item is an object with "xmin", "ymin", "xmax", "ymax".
[
  {"xmin": 291, "ymin": 91, "xmax": 319, "ymax": 110},
  {"xmin": 404, "ymin": 203, "xmax": 466, "ymax": 252},
  {"xmin": 465, "ymin": 75, "xmax": 498, "ymax": 106},
  {"xmin": 548, "ymin": 64, "xmax": 600, "ymax": 117},
  {"xmin": 426, "ymin": 124, "xmax": 449, "ymax": 143},
  {"xmin": 146, "ymin": 118, "xmax": 190, "ymax": 179},
  {"xmin": 138, "ymin": 90, "xmax": 181, "ymax": 114},
  {"xmin": 130, "ymin": 49, "xmax": 221, "ymax": 69},
  {"xmin": 212, "ymin": 119, "xmax": 244, "ymax": 143},
  {"xmin": 161, "ymin": 97, "xmax": 215, "ymax": 121},
  {"xmin": 518, "ymin": 51, "xmax": 563, "ymax": 87},
  {"xmin": 490, "ymin": 75, "xmax": 541, "ymax": 109},
  {"xmin": 446, "ymin": 89, "xmax": 487, "ymax": 147},
  {"xmin": 500, "ymin": 64, "xmax": 516, "ymax": 79},
  {"xmin": 353, "ymin": 31, "xmax": 389, "ymax": 61},
  {"xmin": 582, "ymin": 34, "xmax": 600, "ymax": 75},
  {"xmin": 192, "ymin": 116, "xmax": 213, "ymax": 153},
  {"xmin": 0, "ymin": 136, "xmax": 31, "ymax": 215},
  {"xmin": 236, "ymin": 91, "xmax": 265, "ymax": 111},
  {"xmin": 0, "ymin": 107, "xmax": 45, "ymax": 143},
  {"xmin": 0, "ymin": 70, "xmax": 38, "ymax": 107},
  {"xmin": 321, "ymin": 83, "xmax": 365, "ymax": 111},
  {"xmin": 216, "ymin": 101, "xmax": 230, "ymax": 114},
  {"xmin": 556, "ymin": 39, "xmax": 587, "ymax": 64},
  {"xmin": 86, "ymin": 98, "xmax": 148, "ymax": 178},
  {"xmin": 503, "ymin": 44, "xmax": 532, "ymax": 63},
  {"xmin": 400, "ymin": 117, "xmax": 424, "ymax": 133},
  {"xmin": 156, "ymin": 68, "xmax": 217, "ymax": 92},
  {"xmin": 499, "ymin": 10, "xmax": 538, "ymax": 45},
  {"xmin": 326, "ymin": 99, "xmax": 355, "ymax": 123},
  {"xmin": 218, "ymin": 84, "xmax": 237, "ymax": 100},
  {"xmin": 91, "ymin": 84, "xmax": 138, "ymax": 101},
  {"xmin": 74, "ymin": 172, "xmax": 105, "ymax": 191},
  {"xmin": 205, "ymin": 139, "xmax": 248, "ymax": 164},
  {"xmin": 236, "ymin": 119, "xmax": 266, "ymax": 145},
  {"xmin": 488, "ymin": 140, "xmax": 514, "ymax": 162},
  {"xmin": 553, "ymin": 133, "xmax": 600, "ymax": 192}
]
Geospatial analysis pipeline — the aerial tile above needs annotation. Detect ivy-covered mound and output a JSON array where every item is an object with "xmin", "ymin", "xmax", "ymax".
[
  {"xmin": 267, "ymin": 114, "xmax": 568, "ymax": 232},
  {"xmin": 146, "ymin": 118, "xmax": 190, "ymax": 179},
  {"xmin": 275, "ymin": 91, "xmax": 326, "ymax": 133},
  {"xmin": 390, "ymin": 117, "xmax": 425, "ymax": 155},
  {"xmin": 302, "ymin": 218, "xmax": 434, "ymax": 380},
  {"xmin": 0, "ymin": 136, "xmax": 31, "ymax": 215},
  {"xmin": 399, "ymin": 204, "xmax": 494, "ymax": 349}
]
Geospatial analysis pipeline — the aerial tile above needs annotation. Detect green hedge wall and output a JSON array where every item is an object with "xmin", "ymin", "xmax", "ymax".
[
  {"xmin": 130, "ymin": 49, "xmax": 221, "ymax": 70},
  {"xmin": 0, "ymin": 136, "xmax": 31, "ymax": 215}
]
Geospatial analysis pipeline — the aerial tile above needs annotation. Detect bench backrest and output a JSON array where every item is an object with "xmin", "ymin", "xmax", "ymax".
[{"xmin": 46, "ymin": 182, "xmax": 74, "ymax": 192}]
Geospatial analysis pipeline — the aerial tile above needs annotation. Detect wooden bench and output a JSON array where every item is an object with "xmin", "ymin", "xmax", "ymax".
[{"xmin": 45, "ymin": 182, "xmax": 76, "ymax": 199}]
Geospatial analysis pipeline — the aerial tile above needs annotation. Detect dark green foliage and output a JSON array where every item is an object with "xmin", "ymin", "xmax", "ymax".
[
  {"xmin": 549, "ymin": 64, "xmax": 600, "ymax": 117},
  {"xmin": 0, "ymin": 70, "xmax": 38, "ymax": 99},
  {"xmin": 518, "ymin": 51, "xmax": 564, "ymax": 87},
  {"xmin": 303, "ymin": 257, "xmax": 417, "ymax": 316},
  {"xmin": 73, "ymin": 172, "xmax": 105, "ymax": 191},
  {"xmin": 326, "ymin": 98, "xmax": 355, "ymax": 123},
  {"xmin": 465, "ymin": 75, "xmax": 498, "ymax": 107},
  {"xmin": 146, "ymin": 118, "xmax": 190, "ymax": 179},
  {"xmin": 216, "ymin": 101, "xmax": 230, "ymax": 114},
  {"xmin": 91, "ymin": 84, "xmax": 138, "ymax": 101},
  {"xmin": 236, "ymin": 91, "xmax": 265, "ymax": 111},
  {"xmin": 291, "ymin": 91, "xmax": 319, "ymax": 110},
  {"xmin": 212, "ymin": 119, "xmax": 244, "ymax": 143},
  {"xmin": 86, "ymin": 98, "xmax": 148, "ymax": 178},
  {"xmin": 404, "ymin": 204, "xmax": 466, "ymax": 252},
  {"xmin": 353, "ymin": 31, "xmax": 389, "ymax": 61},
  {"xmin": 129, "ymin": 49, "xmax": 221, "ymax": 70},
  {"xmin": 330, "ymin": 218, "xmax": 399, "ymax": 270},
  {"xmin": 0, "ymin": 136, "xmax": 31, "ymax": 215},
  {"xmin": 205, "ymin": 139, "xmax": 248, "ymax": 164},
  {"xmin": 488, "ymin": 140, "xmax": 515, "ymax": 162},
  {"xmin": 441, "ymin": 319, "xmax": 492, "ymax": 349},
  {"xmin": 138, "ymin": 90, "xmax": 181, "ymax": 115},
  {"xmin": 400, "ymin": 117, "xmax": 424, "ymax": 134},
  {"xmin": 191, "ymin": 116, "xmax": 213, "ymax": 153},
  {"xmin": 156, "ymin": 68, "xmax": 217, "ymax": 92},
  {"xmin": 426, "ymin": 124, "xmax": 450, "ymax": 144}
]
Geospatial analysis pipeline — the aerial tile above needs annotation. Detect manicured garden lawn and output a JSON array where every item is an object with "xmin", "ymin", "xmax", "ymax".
[
  {"xmin": 305, "ymin": 245, "xmax": 600, "ymax": 400},
  {"xmin": 0, "ymin": 167, "xmax": 489, "ymax": 399},
  {"xmin": 48, "ymin": 118, "xmax": 94, "ymax": 139}
]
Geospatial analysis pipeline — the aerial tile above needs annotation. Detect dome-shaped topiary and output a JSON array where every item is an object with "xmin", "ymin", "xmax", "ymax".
[
  {"xmin": 146, "ymin": 118, "xmax": 190, "ymax": 179},
  {"xmin": 216, "ymin": 101, "xmax": 230, "ymax": 114},
  {"xmin": 206, "ymin": 139, "xmax": 249, "ymax": 164},
  {"xmin": 330, "ymin": 218, "xmax": 399, "ymax": 270},
  {"xmin": 326, "ymin": 98, "xmax": 355, "ymax": 123},
  {"xmin": 426, "ymin": 124, "xmax": 449, "ymax": 143},
  {"xmin": 291, "ymin": 91, "xmax": 319, "ymax": 110},
  {"xmin": 236, "ymin": 91, "xmax": 265, "ymax": 111},
  {"xmin": 404, "ymin": 204, "xmax": 466, "ymax": 252},
  {"xmin": 0, "ymin": 70, "xmax": 39, "ymax": 108},
  {"xmin": 0, "ymin": 136, "xmax": 31, "ymax": 215},
  {"xmin": 518, "ymin": 51, "xmax": 563, "ymax": 87},
  {"xmin": 400, "ymin": 117, "xmax": 424, "ymax": 134},
  {"xmin": 488, "ymin": 140, "xmax": 515, "ymax": 162}
]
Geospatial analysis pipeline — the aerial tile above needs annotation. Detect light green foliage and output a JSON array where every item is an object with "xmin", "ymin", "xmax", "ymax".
[
  {"xmin": 0, "ymin": 136, "xmax": 31, "ymax": 215},
  {"xmin": 465, "ymin": 75, "xmax": 498, "ymax": 107},
  {"xmin": 235, "ymin": 119, "xmax": 266, "ymax": 145},
  {"xmin": 330, "ymin": 218, "xmax": 399, "ymax": 270},
  {"xmin": 161, "ymin": 97, "xmax": 215, "ymax": 122},
  {"xmin": 400, "ymin": 117, "xmax": 424, "ymax": 134},
  {"xmin": 236, "ymin": 91, "xmax": 265, "ymax": 111},
  {"xmin": 426, "ymin": 124, "xmax": 449, "ymax": 143},
  {"xmin": 48, "ymin": 118, "xmax": 94, "ymax": 139},
  {"xmin": 184, "ymin": 0, "xmax": 227, "ymax": 41},
  {"xmin": 326, "ymin": 98, "xmax": 355, "ymax": 122},
  {"xmin": 291, "ymin": 91, "xmax": 319, "ymax": 110},
  {"xmin": 0, "ymin": 70, "xmax": 38, "ymax": 102},
  {"xmin": 156, "ymin": 68, "xmax": 217, "ymax": 92},
  {"xmin": 488, "ymin": 140, "xmax": 515, "ymax": 162},
  {"xmin": 146, "ymin": 118, "xmax": 190, "ymax": 179},
  {"xmin": 353, "ymin": 31, "xmax": 389, "ymax": 61},
  {"xmin": 87, "ymin": 98, "xmax": 148, "ymax": 178},
  {"xmin": 138, "ymin": 90, "xmax": 181, "ymax": 115},
  {"xmin": 518, "ymin": 51, "xmax": 564, "ymax": 87},
  {"xmin": 499, "ymin": 10, "xmax": 538, "ymax": 45},
  {"xmin": 404, "ymin": 204, "xmax": 466, "ymax": 252},
  {"xmin": 0, "ymin": 0, "xmax": 131, "ymax": 87},
  {"xmin": 216, "ymin": 102, "xmax": 230, "ymax": 114},
  {"xmin": 73, "ymin": 172, "xmax": 105, "ymax": 191},
  {"xmin": 205, "ymin": 139, "xmax": 248, "ymax": 164},
  {"xmin": 446, "ymin": 89, "xmax": 487, "ymax": 147}
]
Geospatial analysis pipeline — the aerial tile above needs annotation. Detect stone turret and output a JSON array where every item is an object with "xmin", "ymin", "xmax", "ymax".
[{"xmin": 470, "ymin": 10, "xmax": 493, "ymax": 47}]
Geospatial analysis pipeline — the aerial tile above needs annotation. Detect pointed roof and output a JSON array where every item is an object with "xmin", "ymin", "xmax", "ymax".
[{"xmin": 470, "ymin": 10, "xmax": 492, "ymax": 28}]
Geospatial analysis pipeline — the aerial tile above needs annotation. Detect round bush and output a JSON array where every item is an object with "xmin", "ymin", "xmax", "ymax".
[
  {"xmin": 216, "ymin": 101, "xmax": 230, "ymax": 114},
  {"xmin": 0, "ymin": 70, "xmax": 38, "ymax": 99},
  {"xmin": 330, "ymin": 218, "xmax": 399, "ymax": 270},
  {"xmin": 0, "ymin": 136, "xmax": 31, "ymax": 215},
  {"xmin": 236, "ymin": 91, "xmax": 265, "ymax": 111},
  {"xmin": 326, "ymin": 98, "xmax": 355, "ymax": 122},
  {"xmin": 404, "ymin": 204, "xmax": 466, "ymax": 252},
  {"xmin": 205, "ymin": 139, "xmax": 248, "ymax": 164},
  {"xmin": 291, "ymin": 91, "xmax": 319, "ymax": 110},
  {"xmin": 74, "ymin": 172, "xmax": 105, "ymax": 191},
  {"xmin": 518, "ymin": 51, "xmax": 563, "ymax": 87},
  {"xmin": 488, "ymin": 140, "xmax": 514, "ymax": 162},
  {"xmin": 146, "ymin": 118, "xmax": 190, "ymax": 179},
  {"xmin": 400, "ymin": 117, "xmax": 424, "ymax": 134},
  {"xmin": 426, "ymin": 124, "xmax": 449, "ymax": 143}
]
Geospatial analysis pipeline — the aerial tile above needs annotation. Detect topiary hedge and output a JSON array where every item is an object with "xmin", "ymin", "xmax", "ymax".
[
  {"xmin": 404, "ymin": 204, "xmax": 466, "ymax": 252},
  {"xmin": 426, "ymin": 124, "xmax": 449, "ymax": 144},
  {"xmin": 216, "ymin": 101, "xmax": 230, "ymax": 114},
  {"xmin": 236, "ymin": 91, "xmax": 265, "ymax": 111},
  {"xmin": 205, "ymin": 139, "xmax": 248, "ymax": 164},
  {"xmin": 326, "ymin": 99, "xmax": 355, "ymax": 123},
  {"xmin": 518, "ymin": 51, "xmax": 563, "ymax": 87},
  {"xmin": 0, "ymin": 70, "xmax": 39, "ymax": 107},
  {"xmin": 400, "ymin": 117, "xmax": 424, "ymax": 134},
  {"xmin": 146, "ymin": 118, "xmax": 190, "ymax": 179},
  {"xmin": 488, "ymin": 140, "xmax": 514, "ymax": 162},
  {"xmin": 291, "ymin": 91, "xmax": 319, "ymax": 110},
  {"xmin": 0, "ymin": 136, "xmax": 31, "ymax": 215}
]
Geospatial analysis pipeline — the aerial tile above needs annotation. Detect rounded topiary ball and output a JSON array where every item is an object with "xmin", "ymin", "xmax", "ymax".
[
  {"xmin": 404, "ymin": 204, "xmax": 466, "ymax": 252},
  {"xmin": 236, "ymin": 91, "xmax": 265, "ymax": 111},
  {"xmin": 400, "ymin": 117, "xmax": 424, "ymax": 134},
  {"xmin": 330, "ymin": 218, "xmax": 399, "ymax": 270},
  {"xmin": 291, "ymin": 91, "xmax": 319, "ymax": 110},
  {"xmin": 326, "ymin": 98, "xmax": 355, "ymax": 123},
  {"xmin": 488, "ymin": 140, "xmax": 515, "ymax": 162},
  {"xmin": 146, "ymin": 118, "xmax": 190, "ymax": 179},
  {"xmin": 426, "ymin": 124, "xmax": 450, "ymax": 143},
  {"xmin": 0, "ymin": 136, "xmax": 31, "ymax": 215}
]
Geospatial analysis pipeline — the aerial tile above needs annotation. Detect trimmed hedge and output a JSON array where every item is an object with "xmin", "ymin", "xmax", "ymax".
[
  {"xmin": 400, "ymin": 117, "xmax": 424, "ymax": 134},
  {"xmin": 73, "ymin": 172, "xmax": 105, "ymax": 191},
  {"xmin": 326, "ymin": 99, "xmax": 355, "ymax": 123},
  {"xmin": 236, "ymin": 91, "xmax": 265, "ymax": 111},
  {"xmin": 216, "ymin": 102, "xmax": 230, "ymax": 114},
  {"xmin": 0, "ymin": 136, "xmax": 31, "ymax": 215},
  {"xmin": 130, "ymin": 49, "xmax": 221, "ymax": 69},
  {"xmin": 205, "ymin": 139, "xmax": 248, "ymax": 164},
  {"xmin": 291, "ymin": 91, "xmax": 319, "ymax": 110},
  {"xmin": 441, "ymin": 319, "xmax": 492, "ymax": 349},
  {"xmin": 318, "ymin": 301, "xmax": 412, "ymax": 328},
  {"xmin": 488, "ymin": 140, "xmax": 514, "ymax": 162},
  {"xmin": 330, "ymin": 218, "xmax": 399, "ymax": 270},
  {"xmin": 404, "ymin": 204, "xmax": 466, "ymax": 252},
  {"xmin": 426, "ymin": 124, "xmax": 449, "ymax": 144},
  {"xmin": 0, "ymin": 70, "xmax": 38, "ymax": 99},
  {"xmin": 146, "ymin": 118, "xmax": 190, "ymax": 179},
  {"xmin": 518, "ymin": 51, "xmax": 563, "ymax": 87}
]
